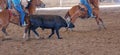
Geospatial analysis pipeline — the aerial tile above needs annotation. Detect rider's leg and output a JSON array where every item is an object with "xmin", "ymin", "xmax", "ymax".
[
  {"xmin": 14, "ymin": 5, "xmax": 26, "ymax": 26},
  {"xmin": 80, "ymin": 0, "xmax": 95, "ymax": 18},
  {"xmin": 86, "ymin": 4, "xmax": 96, "ymax": 18}
]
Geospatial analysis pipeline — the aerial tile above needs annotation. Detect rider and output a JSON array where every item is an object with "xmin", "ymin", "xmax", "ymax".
[
  {"xmin": 7, "ymin": 0, "xmax": 26, "ymax": 26},
  {"xmin": 80, "ymin": 0, "xmax": 95, "ymax": 18}
]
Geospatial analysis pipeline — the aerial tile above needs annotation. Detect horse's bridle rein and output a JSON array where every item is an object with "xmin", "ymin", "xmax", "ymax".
[
  {"xmin": 65, "ymin": 9, "xmax": 80, "ymax": 28},
  {"xmin": 65, "ymin": 16, "xmax": 70, "ymax": 28}
]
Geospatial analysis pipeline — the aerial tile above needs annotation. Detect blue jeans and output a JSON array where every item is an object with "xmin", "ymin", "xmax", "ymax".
[
  {"xmin": 14, "ymin": 5, "xmax": 25, "ymax": 25},
  {"xmin": 80, "ymin": 0, "xmax": 93, "ymax": 17}
]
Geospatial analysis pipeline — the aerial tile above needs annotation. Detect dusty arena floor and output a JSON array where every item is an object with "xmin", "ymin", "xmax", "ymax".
[{"xmin": 0, "ymin": 7, "xmax": 120, "ymax": 55}]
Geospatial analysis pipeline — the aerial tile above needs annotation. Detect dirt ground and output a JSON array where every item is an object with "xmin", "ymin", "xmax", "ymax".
[{"xmin": 0, "ymin": 7, "xmax": 120, "ymax": 55}]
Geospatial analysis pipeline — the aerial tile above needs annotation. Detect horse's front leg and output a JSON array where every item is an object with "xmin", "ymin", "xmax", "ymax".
[
  {"xmin": 23, "ymin": 25, "xmax": 30, "ymax": 40},
  {"xmin": 99, "ymin": 18, "xmax": 106, "ymax": 30},
  {"xmin": 23, "ymin": 16, "xmax": 31, "ymax": 40},
  {"xmin": 95, "ymin": 17, "xmax": 102, "ymax": 30},
  {"xmin": 95, "ymin": 17, "xmax": 106, "ymax": 30}
]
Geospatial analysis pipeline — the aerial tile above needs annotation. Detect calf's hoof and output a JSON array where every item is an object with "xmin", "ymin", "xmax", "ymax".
[
  {"xmin": 48, "ymin": 36, "xmax": 52, "ymax": 39},
  {"xmin": 35, "ymin": 36, "xmax": 40, "ymax": 40},
  {"xmin": 58, "ymin": 37, "xmax": 63, "ymax": 39},
  {"xmin": 35, "ymin": 35, "xmax": 44, "ymax": 40},
  {"xmin": 48, "ymin": 37, "xmax": 51, "ymax": 39}
]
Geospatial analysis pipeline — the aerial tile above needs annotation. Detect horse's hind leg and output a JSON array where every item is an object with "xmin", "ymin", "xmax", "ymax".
[
  {"xmin": 2, "ymin": 27, "xmax": 8, "ymax": 36},
  {"xmin": 1, "ymin": 27, "xmax": 12, "ymax": 41}
]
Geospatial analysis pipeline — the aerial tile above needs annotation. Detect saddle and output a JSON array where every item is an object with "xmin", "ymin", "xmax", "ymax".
[
  {"xmin": 78, "ymin": 3, "xmax": 89, "ymax": 18},
  {"xmin": 9, "ymin": 9, "xmax": 19, "ymax": 17},
  {"xmin": 78, "ymin": 3, "xmax": 96, "ymax": 19}
]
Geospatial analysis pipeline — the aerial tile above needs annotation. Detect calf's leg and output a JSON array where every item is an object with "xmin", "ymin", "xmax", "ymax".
[
  {"xmin": 31, "ymin": 26, "xmax": 40, "ymax": 39},
  {"xmin": 55, "ymin": 29, "xmax": 62, "ymax": 39},
  {"xmin": 48, "ymin": 28, "xmax": 55, "ymax": 39}
]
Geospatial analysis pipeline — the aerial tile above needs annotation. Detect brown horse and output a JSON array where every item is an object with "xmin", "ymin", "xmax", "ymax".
[
  {"xmin": 65, "ymin": 0, "xmax": 106, "ymax": 30},
  {"xmin": 26, "ymin": 0, "xmax": 45, "ymax": 15},
  {"xmin": 0, "ymin": 0, "xmax": 42, "ymax": 40},
  {"xmin": 0, "ymin": 9, "xmax": 20, "ymax": 36}
]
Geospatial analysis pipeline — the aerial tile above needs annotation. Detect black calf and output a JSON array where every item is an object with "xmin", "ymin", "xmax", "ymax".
[{"xmin": 25, "ymin": 15, "xmax": 74, "ymax": 39}]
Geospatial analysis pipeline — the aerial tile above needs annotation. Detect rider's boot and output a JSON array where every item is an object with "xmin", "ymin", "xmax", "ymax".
[
  {"xmin": 90, "ymin": 14, "xmax": 96, "ymax": 18},
  {"xmin": 21, "ymin": 22, "xmax": 28, "ymax": 27}
]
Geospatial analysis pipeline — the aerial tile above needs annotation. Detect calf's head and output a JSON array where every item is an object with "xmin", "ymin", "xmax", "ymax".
[{"xmin": 67, "ymin": 21, "xmax": 75, "ymax": 28}]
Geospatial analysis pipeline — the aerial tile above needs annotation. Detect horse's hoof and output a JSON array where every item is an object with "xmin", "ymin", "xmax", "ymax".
[{"xmin": 23, "ymin": 36, "xmax": 30, "ymax": 41}]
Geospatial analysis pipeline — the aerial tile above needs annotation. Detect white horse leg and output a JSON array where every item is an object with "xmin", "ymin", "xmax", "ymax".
[{"xmin": 23, "ymin": 33, "xmax": 29, "ymax": 40}]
